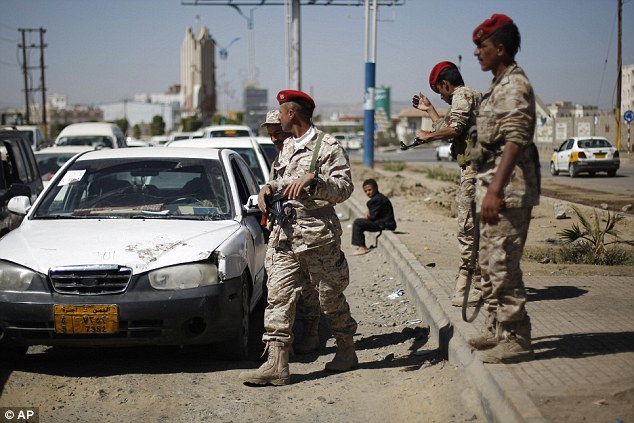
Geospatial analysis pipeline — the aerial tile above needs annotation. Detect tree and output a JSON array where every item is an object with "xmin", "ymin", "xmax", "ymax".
[
  {"xmin": 113, "ymin": 118, "xmax": 129, "ymax": 135},
  {"xmin": 132, "ymin": 124, "xmax": 141, "ymax": 139},
  {"xmin": 181, "ymin": 116, "xmax": 203, "ymax": 132},
  {"xmin": 150, "ymin": 115, "xmax": 165, "ymax": 136}
]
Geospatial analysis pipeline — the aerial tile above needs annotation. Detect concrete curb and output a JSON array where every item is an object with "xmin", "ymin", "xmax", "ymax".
[{"xmin": 339, "ymin": 196, "xmax": 550, "ymax": 423}]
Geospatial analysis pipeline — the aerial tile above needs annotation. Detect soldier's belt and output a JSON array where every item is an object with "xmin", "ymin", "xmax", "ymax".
[{"xmin": 293, "ymin": 206, "xmax": 336, "ymax": 219}]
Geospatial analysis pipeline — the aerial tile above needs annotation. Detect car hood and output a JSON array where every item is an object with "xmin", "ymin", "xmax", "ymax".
[{"xmin": 0, "ymin": 219, "xmax": 240, "ymax": 275}]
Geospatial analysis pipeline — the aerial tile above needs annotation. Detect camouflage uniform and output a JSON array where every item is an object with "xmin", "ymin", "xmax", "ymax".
[
  {"xmin": 263, "ymin": 129, "xmax": 357, "ymax": 346},
  {"xmin": 473, "ymin": 63, "xmax": 539, "ymax": 334},
  {"xmin": 432, "ymin": 86, "xmax": 482, "ymax": 304}
]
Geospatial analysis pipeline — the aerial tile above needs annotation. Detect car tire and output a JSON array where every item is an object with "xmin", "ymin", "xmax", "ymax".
[
  {"xmin": 568, "ymin": 163, "xmax": 578, "ymax": 178},
  {"xmin": 550, "ymin": 161, "xmax": 559, "ymax": 176},
  {"xmin": 607, "ymin": 170, "xmax": 617, "ymax": 177},
  {"xmin": 223, "ymin": 274, "xmax": 251, "ymax": 361},
  {"xmin": 589, "ymin": 171, "xmax": 596, "ymax": 177},
  {"xmin": 436, "ymin": 152, "xmax": 441, "ymax": 161}
]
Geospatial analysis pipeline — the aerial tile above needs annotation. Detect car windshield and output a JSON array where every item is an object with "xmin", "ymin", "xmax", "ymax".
[
  {"xmin": 57, "ymin": 136, "xmax": 113, "ymax": 149},
  {"xmin": 33, "ymin": 157, "xmax": 232, "ymax": 220},
  {"xmin": 36, "ymin": 152, "xmax": 78, "ymax": 178},
  {"xmin": 578, "ymin": 139, "xmax": 611, "ymax": 149}
]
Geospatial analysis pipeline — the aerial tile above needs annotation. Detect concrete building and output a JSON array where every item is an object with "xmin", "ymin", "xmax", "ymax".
[
  {"xmin": 180, "ymin": 26, "xmax": 216, "ymax": 122},
  {"xmin": 100, "ymin": 100, "xmax": 179, "ymax": 134}
]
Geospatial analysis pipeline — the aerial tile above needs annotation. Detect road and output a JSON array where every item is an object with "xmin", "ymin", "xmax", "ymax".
[{"xmin": 348, "ymin": 145, "xmax": 634, "ymax": 213}]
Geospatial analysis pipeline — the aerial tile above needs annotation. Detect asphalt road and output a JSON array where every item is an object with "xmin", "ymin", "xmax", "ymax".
[{"xmin": 348, "ymin": 145, "xmax": 634, "ymax": 195}]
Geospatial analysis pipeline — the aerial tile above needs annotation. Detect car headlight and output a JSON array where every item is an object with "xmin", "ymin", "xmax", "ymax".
[
  {"xmin": 0, "ymin": 260, "xmax": 36, "ymax": 291},
  {"xmin": 148, "ymin": 263, "xmax": 220, "ymax": 290}
]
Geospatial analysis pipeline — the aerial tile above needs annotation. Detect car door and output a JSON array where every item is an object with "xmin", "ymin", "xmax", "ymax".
[{"xmin": 555, "ymin": 139, "xmax": 574, "ymax": 171}]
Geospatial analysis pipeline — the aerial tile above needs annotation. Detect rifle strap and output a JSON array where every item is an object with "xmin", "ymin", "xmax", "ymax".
[{"xmin": 309, "ymin": 132, "xmax": 325, "ymax": 173}]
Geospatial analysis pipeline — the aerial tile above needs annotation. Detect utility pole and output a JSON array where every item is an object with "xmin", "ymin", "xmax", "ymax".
[
  {"xmin": 616, "ymin": 0, "xmax": 622, "ymax": 151},
  {"xmin": 363, "ymin": 0, "xmax": 378, "ymax": 168},
  {"xmin": 18, "ymin": 28, "xmax": 47, "ymax": 136}
]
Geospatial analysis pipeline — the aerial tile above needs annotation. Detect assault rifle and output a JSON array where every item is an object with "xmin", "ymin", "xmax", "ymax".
[{"xmin": 265, "ymin": 189, "xmax": 293, "ymax": 226}]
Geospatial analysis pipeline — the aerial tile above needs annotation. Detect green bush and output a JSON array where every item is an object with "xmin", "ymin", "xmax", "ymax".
[
  {"xmin": 381, "ymin": 160, "xmax": 406, "ymax": 172},
  {"xmin": 425, "ymin": 166, "xmax": 460, "ymax": 183}
]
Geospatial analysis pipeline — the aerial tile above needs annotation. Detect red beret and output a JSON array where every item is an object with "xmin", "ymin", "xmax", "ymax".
[
  {"xmin": 276, "ymin": 90, "xmax": 315, "ymax": 109},
  {"xmin": 429, "ymin": 61, "xmax": 458, "ymax": 93},
  {"xmin": 473, "ymin": 14, "xmax": 513, "ymax": 44}
]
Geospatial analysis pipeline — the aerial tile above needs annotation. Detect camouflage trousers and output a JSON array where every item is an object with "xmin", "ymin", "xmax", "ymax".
[
  {"xmin": 456, "ymin": 165, "xmax": 479, "ymax": 277},
  {"xmin": 262, "ymin": 241, "xmax": 358, "ymax": 345},
  {"xmin": 296, "ymin": 270, "xmax": 320, "ymax": 321},
  {"xmin": 478, "ymin": 206, "xmax": 532, "ymax": 323}
]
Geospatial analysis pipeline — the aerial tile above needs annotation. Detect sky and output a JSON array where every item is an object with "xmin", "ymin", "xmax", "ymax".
[{"xmin": 1, "ymin": 0, "xmax": 633, "ymax": 117}]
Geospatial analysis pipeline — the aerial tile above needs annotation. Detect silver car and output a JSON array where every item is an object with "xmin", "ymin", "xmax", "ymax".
[{"xmin": 0, "ymin": 147, "xmax": 266, "ymax": 360}]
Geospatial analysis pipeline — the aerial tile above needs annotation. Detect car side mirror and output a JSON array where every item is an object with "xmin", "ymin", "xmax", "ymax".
[
  {"xmin": 243, "ymin": 194, "xmax": 261, "ymax": 215},
  {"xmin": 8, "ymin": 195, "xmax": 31, "ymax": 216}
]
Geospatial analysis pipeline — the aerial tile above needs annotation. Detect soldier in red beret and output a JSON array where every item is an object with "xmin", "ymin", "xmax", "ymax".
[
  {"xmin": 468, "ymin": 14, "xmax": 540, "ymax": 364},
  {"xmin": 240, "ymin": 89, "xmax": 358, "ymax": 386},
  {"xmin": 411, "ymin": 62, "xmax": 483, "ymax": 308}
]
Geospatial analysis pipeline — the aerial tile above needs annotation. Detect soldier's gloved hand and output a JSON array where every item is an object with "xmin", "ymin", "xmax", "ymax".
[
  {"xmin": 258, "ymin": 184, "xmax": 273, "ymax": 213},
  {"xmin": 283, "ymin": 173, "xmax": 314, "ymax": 200}
]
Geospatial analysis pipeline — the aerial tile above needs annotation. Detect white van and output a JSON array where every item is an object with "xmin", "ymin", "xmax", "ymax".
[{"xmin": 55, "ymin": 122, "xmax": 127, "ymax": 149}]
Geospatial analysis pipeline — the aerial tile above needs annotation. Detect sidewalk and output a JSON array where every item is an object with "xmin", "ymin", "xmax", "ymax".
[{"xmin": 340, "ymin": 193, "xmax": 634, "ymax": 423}]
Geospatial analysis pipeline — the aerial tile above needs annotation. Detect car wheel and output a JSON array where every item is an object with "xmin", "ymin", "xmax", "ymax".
[
  {"xmin": 607, "ymin": 170, "xmax": 617, "ymax": 177},
  {"xmin": 550, "ymin": 161, "xmax": 559, "ymax": 176},
  {"xmin": 568, "ymin": 163, "xmax": 578, "ymax": 178},
  {"xmin": 436, "ymin": 152, "xmax": 441, "ymax": 161},
  {"xmin": 224, "ymin": 274, "xmax": 251, "ymax": 361},
  {"xmin": 589, "ymin": 171, "xmax": 596, "ymax": 177}
]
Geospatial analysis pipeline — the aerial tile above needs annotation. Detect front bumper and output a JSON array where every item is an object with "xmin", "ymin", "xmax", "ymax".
[{"xmin": 0, "ymin": 272, "xmax": 243, "ymax": 348}]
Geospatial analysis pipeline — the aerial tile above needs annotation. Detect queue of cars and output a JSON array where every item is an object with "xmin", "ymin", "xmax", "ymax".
[{"xmin": 0, "ymin": 147, "xmax": 266, "ymax": 359}]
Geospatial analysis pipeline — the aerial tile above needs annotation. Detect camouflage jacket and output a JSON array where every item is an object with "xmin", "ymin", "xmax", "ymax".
[
  {"xmin": 267, "ymin": 129, "xmax": 354, "ymax": 252},
  {"xmin": 432, "ymin": 85, "xmax": 481, "ymax": 166},
  {"xmin": 474, "ymin": 63, "xmax": 540, "ymax": 209}
]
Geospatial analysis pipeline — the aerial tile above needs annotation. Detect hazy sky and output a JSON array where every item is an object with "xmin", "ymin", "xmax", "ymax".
[{"xmin": 1, "ymin": 0, "xmax": 632, "ymax": 115}]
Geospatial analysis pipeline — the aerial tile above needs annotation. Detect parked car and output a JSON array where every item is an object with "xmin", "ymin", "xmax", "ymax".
[
  {"xmin": 55, "ymin": 122, "xmax": 127, "ymax": 149},
  {"xmin": 550, "ymin": 136, "xmax": 620, "ymax": 177},
  {"xmin": 332, "ymin": 132, "xmax": 362, "ymax": 151},
  {"xmin": 255, "ymin": 136, "xmax": 278, "ymax": 167},
  {"xmin": 168, "ymin": 137, "xmax": 271, "ymax": 186},
  {"xmin": 34, "ymin": 145, "xmax": 96, "ymax": 187},
  {"xmin": 435, "ymin": 142, "xmax": 454, "ymax": 161},
  {"xmin": 0, "ymin": 126, "xmax": 44, "ymax": 236},
  {"xmin": 0, "ymin": 147, "xmax": 267, "ymax": 359},
  {"xmin": 15, "ymin": 125, "xmax": 46, "ymax": 151},
  {"xmin": 200, "ymin": 125, "xmax": 255, "ymax": 138}
]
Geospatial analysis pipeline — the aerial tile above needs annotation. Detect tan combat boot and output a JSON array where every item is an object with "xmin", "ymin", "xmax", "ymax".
[
  {"xmin": 451, "ymin": 271, "xmax": 482, "ymax": 307},
  {"xmin": 295, "ymin": 318, "xmax": 320, "ymax": 355},
  {"xmin": 240, "ymin": 341, "xmax": 290, "ymax": 386},
  {"xmin": 479, "ymin": 318, "xmax": 534, "ymax": 364},
  {"xmin": 325, "ymin": 335, "xmax": 358, "ymax": 372},
  {"xmin": 468, "ymin": 314, "xmax": 499, "ymax": 350}
]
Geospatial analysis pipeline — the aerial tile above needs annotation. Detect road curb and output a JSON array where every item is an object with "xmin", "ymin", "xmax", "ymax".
[{"xmin": 339, "ymin": 196, "xmax": 550, "ymax": 423}]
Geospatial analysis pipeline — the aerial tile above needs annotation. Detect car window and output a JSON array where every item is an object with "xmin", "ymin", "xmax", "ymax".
[
  {"xmin": 3, "ymin": 141, "xmax": 28, "ymax": 183},
  {"xmin": 260, "ymin": 143, "xmax": 278, "ymax": 166},
  {"xmin": 565, "ymin": 139, "xmax": 574, "ymax": 150},
  {"xmin": 230, "ymin": 147, "xmax": 266, "ymax": 186},
  {"xmin": 57, "ymin": 136, "xmax": 114, "ymax": 149},
  {"xmin": 230, "ymin": 158, "xmax": 251, "ymax": 206},
  {"xmin": 578, "ymin": 138, "xmax": 611, "ymax": 149},
  {"xmin": 34, "ymin": 158, "xmax": 231, "ymax": 220}
]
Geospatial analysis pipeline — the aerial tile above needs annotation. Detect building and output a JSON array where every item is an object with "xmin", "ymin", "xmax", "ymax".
[
  {"xmin": 100, "ymin": 100, "xmax": 179, "ymax": 134},
  {"xmin": 244, "ymin": 87, "xmax": 268, "ymax": 133},
  {"xmin": 181, "ymin": 27, "xmax": 216, "ymax": 122}
]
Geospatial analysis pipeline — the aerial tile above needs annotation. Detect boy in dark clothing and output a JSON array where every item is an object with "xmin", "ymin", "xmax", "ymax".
[{"xmin": 351, "ymin": 179, "xmax": 396, "ymax": 256}]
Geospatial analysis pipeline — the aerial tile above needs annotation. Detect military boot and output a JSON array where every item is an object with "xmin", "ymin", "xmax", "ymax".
[
  {"xmin": 451, "ymin": 270, "xmax": 482, "ymax": 307},
  {"xmin": 468, "ymin": 314, "xmax": 499, "ymax": 350},
  {"xmin": 325, "ymin": 335, "xmax": 358, "ymax": 372},
  {"xmin": 479, "ymin": 318, "xmax": 534, "ymax": 364},
  {"xmin": 240, "ymin": 341, "xmax": 290, "ymax": 386},
  {"xmin": 295, "ymin": 318, "xmax": 320, "ymax": 355}
]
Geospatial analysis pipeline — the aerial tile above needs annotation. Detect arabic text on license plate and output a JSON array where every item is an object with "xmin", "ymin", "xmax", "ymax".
[
  {"xmin": 54, "ymin": 304, "xmax": 119, "ymax": 334},
  {"xmin": 595, "ymin": 153, "xmax": 606, "ymax": 158}
]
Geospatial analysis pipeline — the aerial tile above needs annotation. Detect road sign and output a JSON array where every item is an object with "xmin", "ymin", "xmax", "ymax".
[{"xmin": 624, "ymin": 110, "xmax": 634, "ymax": 123}]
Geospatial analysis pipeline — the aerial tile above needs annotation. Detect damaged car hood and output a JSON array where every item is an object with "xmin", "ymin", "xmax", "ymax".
[{"xmin": 0, "ymin": 219, "xmax": 240, "ymax": 275}]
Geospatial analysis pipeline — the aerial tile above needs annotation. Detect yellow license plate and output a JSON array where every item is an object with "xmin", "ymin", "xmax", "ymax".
[
  {"xmin": 54, "ymin": 304, "xmax": 119, "ymax": 334},
  {"xmin": 595, "ymin": 153, "xmax": 606, "ymax": 158}
]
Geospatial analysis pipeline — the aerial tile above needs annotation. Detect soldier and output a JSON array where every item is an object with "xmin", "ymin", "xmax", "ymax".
[
  {"xmin": 260, "ymin": 109, "xmax": 321, "ymax": 355},
  {"xmin": 469, "ymin": 14, "xmax": 540, "ymax": 363},
  {"xmin": 412, "ymin": 62, "xmax": 482, "ymax": 307},
  {"xmin": 240, "ymin": 90, "xmax": 358, "ymax": 386}
]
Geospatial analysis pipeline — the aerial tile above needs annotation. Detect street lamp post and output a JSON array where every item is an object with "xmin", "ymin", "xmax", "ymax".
[
  {"xmin": 215, "ymin": 37, "xmax": 240, "ymax": 123},
  {"xmin": 229, "ymin": 4, "xmax": 260, "ymax": 87}
]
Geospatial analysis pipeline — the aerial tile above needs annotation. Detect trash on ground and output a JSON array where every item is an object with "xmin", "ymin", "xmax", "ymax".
[{"xmin": 387, "ymin": 289, "xmax": 405, "ymax": 299}]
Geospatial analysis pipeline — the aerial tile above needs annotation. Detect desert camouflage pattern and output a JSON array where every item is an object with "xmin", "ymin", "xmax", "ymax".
[
  {"xmin": 456, "ymin": 165, "xmax": 478, "ymax": 276},
  {"xmin": 474, "ymin": 63, "xmax": 540, "ymax": 209},
  {"xmin": 432, "ymin": 85, "xmax": 481, "ymax": 166},
  {"xmin": 263, "ymin": 129, "xmax": 357, "ymax": 344},
  {"xmin": 267, "ymin": 130, "xmax": 354, "ymax": 252},
  {"xmin": 263, "ymin": 241, "xmax": 357, "ymax": 344},
  {"xmin": 477, "ymin": 207, "xmax": 532, "ymax": 323}
]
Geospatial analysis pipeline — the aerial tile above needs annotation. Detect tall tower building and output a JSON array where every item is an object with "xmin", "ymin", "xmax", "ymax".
[{"xmin": 181, "ymin": 27, "xmax": 216, "ymax": 120}]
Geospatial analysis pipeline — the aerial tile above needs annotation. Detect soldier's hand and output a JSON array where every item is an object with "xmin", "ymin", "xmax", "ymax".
[
  {"xmin": 412, "ymin": 92, "xmax": 432, "ymax": 112},
  {"xmin": 258, "ymin": 184, "xmax": 273, "ymax": 213},
  {"xmin": 480, "ymin": 191, "xmax": 502, "ymax": 225},
  {"xmin": 284, "ymin": 173, "xmax": 313, "ymax": 200},
  {"xmin": 415, "ymin": 130, "xmax": 430, "ymax": 141}
]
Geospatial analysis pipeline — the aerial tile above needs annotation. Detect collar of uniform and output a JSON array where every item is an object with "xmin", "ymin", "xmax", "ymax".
[
  {"xmin": 293, "ymin": 126, "xmax": 317, "ymax": 151},
  {"xmin": 490, "ymin": 62, "xmax": 518, "ymax": 87}
]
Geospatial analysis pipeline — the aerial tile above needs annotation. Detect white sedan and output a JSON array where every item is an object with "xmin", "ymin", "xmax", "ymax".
[
  {"xmin": 550, "ymin": 136, "xmax": 620, "ymax": 177},
  {"xmin": 0, "ymin": 147, "xmax": 267, "ymax": 360}
]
